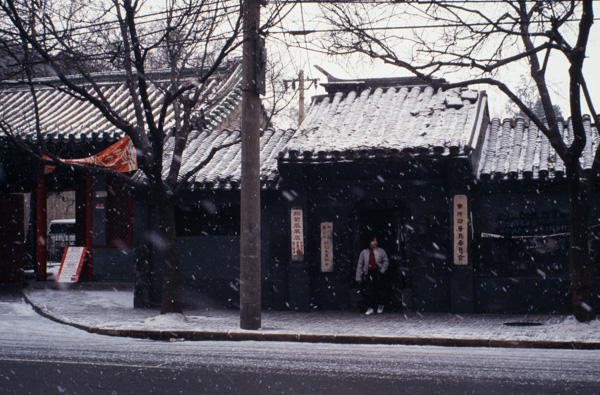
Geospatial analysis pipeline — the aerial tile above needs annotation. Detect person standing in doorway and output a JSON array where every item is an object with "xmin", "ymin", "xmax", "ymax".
[{"xmin": 356, "ymin": 237, "xmax": 390, "ymax": 315}]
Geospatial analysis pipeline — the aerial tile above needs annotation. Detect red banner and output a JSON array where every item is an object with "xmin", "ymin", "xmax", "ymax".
[{"xmin": 45, "ymin": 136, "xmax": 137, "ymax": 174}]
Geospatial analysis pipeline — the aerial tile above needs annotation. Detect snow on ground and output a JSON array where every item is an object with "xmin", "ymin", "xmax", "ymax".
[
  {"xmin": 78, "ymin": 290, "xmax": 133, "ymax": 309},
  {"xmin": 21, "ymin": 286, "xmax": 600, "ymax": 344},
  {"xmin": 3, "ymin": 292, "xmax": 600, "ymax": 395},
  {"xmin": 0, "ymin": 299, "xmax": 36, "ymax": 317}
]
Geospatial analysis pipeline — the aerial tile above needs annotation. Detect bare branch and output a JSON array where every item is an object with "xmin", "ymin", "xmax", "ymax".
[{"xmin": 172, "ymin": 134, "xmax": 241, "ymax": 198}]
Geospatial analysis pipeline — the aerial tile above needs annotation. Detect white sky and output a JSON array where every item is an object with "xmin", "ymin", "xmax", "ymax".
[
  {"xmin": 268, "ymin": 2, "xmax": 600, "ymax": 121},
  {"xmin": 140, "ymin": 1, "xmax": 599, "ymax": 123}
]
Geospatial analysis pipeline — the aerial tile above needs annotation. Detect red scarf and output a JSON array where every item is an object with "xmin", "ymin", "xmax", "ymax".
[{"xmin": 369, "ymin": 248, "xmax": 377, "ymax": 270}]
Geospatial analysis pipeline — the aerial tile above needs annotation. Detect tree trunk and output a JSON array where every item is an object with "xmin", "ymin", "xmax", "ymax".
[
  {"xmin": 567, "ymin": 170, "xmax": 596, "ymax": 322},
  {"xmin": 133, "ymin": 241, "xmax": 152, "ymax": 309},
  {"xmin": 155, "ymin": 196, "xmax": 183, "ymax": 314}
]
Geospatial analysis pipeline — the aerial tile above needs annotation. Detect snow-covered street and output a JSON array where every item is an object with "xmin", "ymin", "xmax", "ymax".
[{"xmin": 2, "ymin": 291, "xmax": 599, "ymax": 394}]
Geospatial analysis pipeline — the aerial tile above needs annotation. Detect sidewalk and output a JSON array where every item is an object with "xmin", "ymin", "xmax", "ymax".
[{"xmin": 22, "ymin": 282, "xmax": 600, "ymax": 349}]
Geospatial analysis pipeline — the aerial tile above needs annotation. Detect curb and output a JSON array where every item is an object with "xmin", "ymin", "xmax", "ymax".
[
  {"xmin": 22, "ymin": 292, "xmax": 600, "ymax": 350},
  {"xmin": 23, "ymin": 281, "xmax": 133, "ymax": 291},
  {"xmin": 92, "ymin": 329, "xmax": 600, "ymax": 350}
]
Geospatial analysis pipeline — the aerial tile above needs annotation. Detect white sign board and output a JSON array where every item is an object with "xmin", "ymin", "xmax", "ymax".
[
  {"xmin": 56, "ymin": 246, "xmax": 87, "ymax": 283},
  {"xmin": 453, "ymin": 195, "xmax": 469, "ymax": 266},
  {"xmin": 291, "ymin": 209, "xmax": 304, "ymax": 261},
  {"xmin": 320, "ymin": 222, "xmax": 334, "ymax": 272}
]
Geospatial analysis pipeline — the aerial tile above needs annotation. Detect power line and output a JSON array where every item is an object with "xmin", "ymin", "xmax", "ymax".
[
  {"xmin": 0, "ymin": 4, "xmax": 245, "ymax": 59},
  {"xmin": 272, "ymin": 0, "xmax": 600, "ymax": 3},
  {"xmin": 1, "ymin": 1, "xmax": 595, "ymax": 62},
  {"xmin": 274, "ymin": 18, "xmax": 600, "ymax": 36},
  {"xmin": 0, "ymin": 1, "xmax": 241, "ymax": 42},
  {"xmin": 2, "ymin": 1, "xmax": 593, "ymax": 43},
  {"xmin": 5, "ymin": 0, "xmax": 593, "ymax": 40}
]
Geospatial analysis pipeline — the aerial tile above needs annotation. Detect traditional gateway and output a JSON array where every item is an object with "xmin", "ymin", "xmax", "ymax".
[{"xmin": 1, "ymin": 65, "xmax": 599, "ymax": 314}]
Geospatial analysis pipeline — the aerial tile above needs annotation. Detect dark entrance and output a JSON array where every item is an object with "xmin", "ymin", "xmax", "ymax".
[{"xmin": 355, "ymin": 202, "xmax": 410, "ymax": 310}]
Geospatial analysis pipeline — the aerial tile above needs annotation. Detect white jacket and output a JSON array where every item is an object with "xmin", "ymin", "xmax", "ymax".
[{"xmin": 355, "ymin": 247, "xmax": 389, "ymax": 281}]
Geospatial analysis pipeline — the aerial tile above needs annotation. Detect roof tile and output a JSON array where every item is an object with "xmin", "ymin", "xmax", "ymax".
[
  {"xmin": 170, "ymin": 128, "xmax": 295, "ymax": 190},
  {"xmin": 477, "ymin": 115, "xmax": 598, "ymax": 180},
  {"xmin": 281, "ymin": 84, "xmax": 485, "ymax": 162},
  {"xmin": 0, "ymin": 61, "xmax": 290, "ymax": 190}
]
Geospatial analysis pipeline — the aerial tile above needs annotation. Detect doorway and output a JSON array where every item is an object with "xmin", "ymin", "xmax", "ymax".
[{"xmin": 355, "ymin": 203, "xmax": 410, "ymax": 311}]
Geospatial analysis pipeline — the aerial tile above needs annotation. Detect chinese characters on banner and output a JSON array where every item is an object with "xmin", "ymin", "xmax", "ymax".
[
  {"xmin": 453, "ymin": 194, "xmax": 469, "ymax": 265},
  {"xmin": 44, "ymin": 136, "xmax": 137, "ymax": 174},
  {"xmin": 320, "ymin": 222, "xmax": 333, "ymax": 272},
  {"xmin": 291, "ymin": 209, "xmax": 304, "ymax": 261}
]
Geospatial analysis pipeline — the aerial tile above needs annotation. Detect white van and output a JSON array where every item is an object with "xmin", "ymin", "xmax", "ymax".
[{"xmin": 47, "ymin": 219, "xmax": 76, "ymax": 262}]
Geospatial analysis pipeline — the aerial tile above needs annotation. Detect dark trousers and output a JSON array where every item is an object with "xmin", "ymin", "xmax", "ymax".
[{"xmin": 363, "ymin": 269, "xmax": 387, "ymax": 309}]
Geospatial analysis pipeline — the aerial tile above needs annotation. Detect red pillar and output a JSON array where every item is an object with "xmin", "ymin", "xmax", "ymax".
[
  {"xmin": 84, "ymin": 174, "xmax": 93, "ymax": 281},
  {"xmin": 35, "ymin": 163, "xmax": 47, "ymax": 281},
  {"xmin": 75, "ymin": 173, "xmax": 93, "ymax": 281}
]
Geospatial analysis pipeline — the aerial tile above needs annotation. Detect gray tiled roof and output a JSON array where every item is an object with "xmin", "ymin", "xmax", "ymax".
[
  {"xmin": 477, "ymin": 115, "xmax": 599, "ymax": 180},
  {"xmin": 0, "ymin": 61, "xmax": 297, "ymax": 190},
  {"xmin": 279, "ymin": 85, "xmax": 487, "ymax": 162},
  {"xmin": 170, "ymin": 128, "xmax": 296, "ymax": 190},
  {"xmin": 0, "ymin": 62, "xmax": 242, "ymax": 145}
]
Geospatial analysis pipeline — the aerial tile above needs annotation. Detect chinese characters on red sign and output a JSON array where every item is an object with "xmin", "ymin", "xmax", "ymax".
[
  {"xmin": 320, "ymin": 222, "xmax": 333, "ymax": 272},
  {"xmin": 44, "ymin": 136, "xmax": 137, "ymax": 174},
  {"xmin": 453, "ymin": 194, "xmax": 469, "ymax": 266},
  {"xmin": 291, "ymin": 209, "xmax": 304, "ymax": 261}
]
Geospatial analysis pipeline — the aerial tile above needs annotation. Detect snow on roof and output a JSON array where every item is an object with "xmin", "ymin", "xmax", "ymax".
[
  {"xmin": 477, "ymin": 115, "xmax": 598, "ymax": 180},
  {"xmin": 0, "ymin": 61, "xmax": 293, "ymax": 191},
  {"xmin": 166, "ymin": 128, "xmax": 296, "ymax": 191},
  {"xmin": 279, "ymin": 84, "xmax": 487, "ymax": 162},
  {"xmin": 0, "ymin": 61, "xmax": 242, "ymax": 146}
]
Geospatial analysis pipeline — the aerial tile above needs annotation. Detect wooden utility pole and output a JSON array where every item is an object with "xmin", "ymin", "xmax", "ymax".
[
  {"xmin": 240, "ymin": 0, "xmax": 262, "ymax": 330},
  {"xmin": 284, "ymin": 70, "xmax": 318, "ymax": 126},
  {"xmin": 298, "ymin": 70, "xmax": 305, "ymax": 125}
]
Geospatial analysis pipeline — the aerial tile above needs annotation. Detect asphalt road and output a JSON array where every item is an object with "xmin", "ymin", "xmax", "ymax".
[{"xmin": 1, "ymin": 293, "xmax": 599, "ymax": 394}]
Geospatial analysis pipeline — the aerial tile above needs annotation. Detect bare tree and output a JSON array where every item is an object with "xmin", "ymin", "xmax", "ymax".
[
  {"xmin": 504, "ymin": 75, "xmax": 563, "ymax": 120},
  {"xmin": 320, "ymin": 0, "xmax": 597, "ymax": 321},
  {"xmin": 0, "ymin": 0, "xmax": 289, "ymax": 314},
  {"xmin": 262, "ymin": 50, "xmax": 304, "ymax": 129}
]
